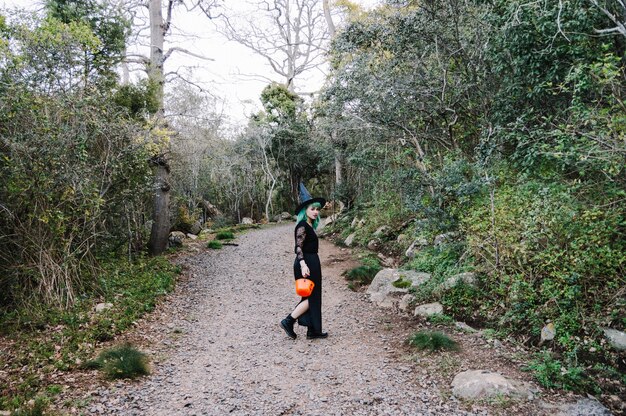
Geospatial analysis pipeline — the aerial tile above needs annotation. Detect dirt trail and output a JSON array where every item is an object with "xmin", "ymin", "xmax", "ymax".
[{"xmin": 79, "ymin": 224, "xmax": 574, "ymax": 415}]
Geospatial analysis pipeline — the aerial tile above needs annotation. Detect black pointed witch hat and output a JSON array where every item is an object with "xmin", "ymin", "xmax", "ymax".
[{"xmin": 295, "ymin": 182, "xmax": 326, "ymax": 214}]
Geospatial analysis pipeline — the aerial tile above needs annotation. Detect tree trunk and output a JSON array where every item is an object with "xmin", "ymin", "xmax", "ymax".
[
  {"xmin": 322, "ymin": 0, "xmax": 335, "ymax": 37},
  {"xmin": 147, "ymin": 0, "xmax": 170, "ymax": 255},
  {"xmin": 334, "ymin": 148, "xmax": 343, "ymax": 186},
  {"xmin": 148, "ymin": 157, "xmax": 170, "ymax": 255}
]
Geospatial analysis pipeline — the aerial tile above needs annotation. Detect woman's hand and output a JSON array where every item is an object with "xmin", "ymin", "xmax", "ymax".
[{"xmin": 300, "ymin": 261, "xmax": 310, "ymax": 278}]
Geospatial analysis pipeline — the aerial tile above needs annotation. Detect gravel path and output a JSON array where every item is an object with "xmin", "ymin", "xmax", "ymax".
[{"xmin": 95, "ymin": 224, "xmax": 476, "ymax": 415}]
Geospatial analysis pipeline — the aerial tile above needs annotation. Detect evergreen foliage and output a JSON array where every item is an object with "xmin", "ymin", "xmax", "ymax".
[{"xmin": 408, "ymin": 331, "xmax": 459, "ymax": 352}]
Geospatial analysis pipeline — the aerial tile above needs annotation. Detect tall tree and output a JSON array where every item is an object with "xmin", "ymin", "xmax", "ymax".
[{"xmin": 220, "ymin": 0, "xmax": 329, "ymax": 91}]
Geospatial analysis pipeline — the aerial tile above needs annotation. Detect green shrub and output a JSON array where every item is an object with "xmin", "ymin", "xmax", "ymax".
[
  {"xmin": 87, "ymin": 344, "xmax": 149, "ymax": 379},
  {"xmin": 427, "ymin": 314, "xmax": 455, "ymax": 326},
  {"xmin": 207, "ymin": 240, "xmax": 222, "ymax": 249},
  {"xmin": 12, "ymin": 396, "xmax": 49, "ymax": 416},
  {"xmin": 463, "ymin": 178, "xmax": 626, "ymax": 361},
  {"xmin": 343, "ymin": 263, "xmax": 381, "ymax": 289},
  {"xmin": 215, "ymin": 231, "xmax": 234, "ymax": 240},
  {"xmin": 172, "ymin": 205, "xmax": 196, "ymax": 234},
  {"xmin": 408, "ymin": 331, "xmax": 459, "ymax": 352},
  {"xmin": 526, "ymin": 351, "xmax": 598, "ymax": 393}
]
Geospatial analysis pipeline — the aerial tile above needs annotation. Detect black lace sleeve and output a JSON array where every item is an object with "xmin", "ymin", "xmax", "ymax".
[{"xmin": 295, "ymin": 224, "xmax": 306, "ymax": 262}]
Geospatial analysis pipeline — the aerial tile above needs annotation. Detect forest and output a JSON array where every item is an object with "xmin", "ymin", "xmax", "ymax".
[{"xmin": 1, "ymin": 0, "xmax": 625, "ymax": 413}]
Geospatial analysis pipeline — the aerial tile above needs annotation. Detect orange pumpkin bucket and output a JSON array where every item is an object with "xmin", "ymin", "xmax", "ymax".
[{"xmin": 295, "ymin": 278, "xmax": 315, "ymax": 297}]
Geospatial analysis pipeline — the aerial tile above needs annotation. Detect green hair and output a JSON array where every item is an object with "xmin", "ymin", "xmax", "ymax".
[{"xmin": 297, "ymin": 202, "xmax": 321, "ymax": 229}]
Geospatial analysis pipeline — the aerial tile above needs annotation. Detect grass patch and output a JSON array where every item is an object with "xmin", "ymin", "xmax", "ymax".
[
  {"xmin": 86, "ymin": 344, "xmax": 149, "ymax": 379},
  {"xmin": 344, "ymin": 265, "xmax": 381, "ymax": 289},
  {"xmin": 206, "ymin": 240, "xmax": 223, "ymax": 249},
  {"xmin": 392, "ymin": 278, "xmax": 411, "ymax": 288},
  {"xmin": 215, "ymin": 231, "xmax": 235, "ymax": 240},
  {"xmin": 0, "ymin": 256, "xmax": 180, "ymax": 412},
  {"xmin": 408, "ymin": 331, "xmax": 459, "ymax": 352},
  {"xmin": 427, "ymin": 313, "xmax": 455, "ymax": 326}
]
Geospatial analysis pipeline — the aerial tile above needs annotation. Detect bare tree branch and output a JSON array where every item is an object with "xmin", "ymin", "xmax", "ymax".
[
  {"xmin": 588, "ymin": 0, "xmax": 626, "ymax": 38},
  {"xmin": 164, "ymin": 46, "xmax": 215, "ymax": 61}
]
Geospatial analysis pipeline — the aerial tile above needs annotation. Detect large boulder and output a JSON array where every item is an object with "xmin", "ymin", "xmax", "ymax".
[
  {"xmin": 345, "ymin": 233, "xmax": 356, "ymax": 247},
  {"xmin": 189, "ymin": 220, "xmax": 202, "ymax": 235},
  {"xmin": 241, "ymin": 217, "xmax": 254, "ymax": 225},
  {"xmin": 367, "ymin": 269, "xmax": 431, "ymax": 308},
  {"xmin": 451, "ymin": 370, "xmax": 534, "ymax": 400}
]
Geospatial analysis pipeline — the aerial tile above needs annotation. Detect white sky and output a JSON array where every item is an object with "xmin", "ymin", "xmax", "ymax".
[{"xmin": 1, "ymin": 0, "xmax": 380, "ymax": 127}]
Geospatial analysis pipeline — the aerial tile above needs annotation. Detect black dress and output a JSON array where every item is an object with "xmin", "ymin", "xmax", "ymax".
[{"xmin": 293, "ymin": 220, "xmax": 323, "ymax": 334}]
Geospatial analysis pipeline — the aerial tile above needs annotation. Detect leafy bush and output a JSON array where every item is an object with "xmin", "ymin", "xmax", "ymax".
[
  {"xmin": 207, "ymin": 240, "xmax": 222, "ymax": 249},
  {"xmin": 408, "ymin": 331, "xmax": 459, "ymax": 352},
  {"xmin": 172, "ymin": 205, "xmax": 196, "ymax": 234},
  {"xmin": 215, "ymin": 231, "xmax": 234, "ymax": 240},
  {"xmin": 343, "ymin": 258, "xmax": 381, "ymax": 290},
  {"xmin": 86, "ymin": 344, "xmax": 149, "ymax": 379},
  {"xmin": 526, "ymin": 352, "xmax": 598, "ymax": 393}
]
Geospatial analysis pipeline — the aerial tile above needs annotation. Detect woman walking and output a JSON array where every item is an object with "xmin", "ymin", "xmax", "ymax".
[{"xmin": 280, "ymin": 183, "xmax": 328, "ymax": 340}]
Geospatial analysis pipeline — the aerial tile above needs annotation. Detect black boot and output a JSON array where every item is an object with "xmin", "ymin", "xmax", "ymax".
[
  {"xmin": 306, "ymin": 329, "xmax": 328, "ymax": 340},
  {"xmin": 280, "ymin": 314, "xmax": 297, "ymax": 339}
]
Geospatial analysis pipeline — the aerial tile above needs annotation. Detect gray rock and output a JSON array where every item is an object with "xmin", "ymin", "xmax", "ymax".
[
  {"xmin": 602, "ymin": 328, "xmax": 626, "ymax": 350},
  {"xmin": 241, "ymin": 217, "xmax": 254, "ymax": 225},
  {"xmin": 405, "ymin": 238, "xmax": 429, "ymax": 258},
  {"xmin": 186, "ymin": 233, "xmax": 198, "ymax": 240},
  {"xmin": 318, "ymin": 214, "xmax": 339, "ymax": 232},
  {"xmin": 451, "ymin": 370, "xmax": 533, "ymax": 400},
  {"xmin": 95, "ymin": 303, "xmax": 113, "ymax": 313},
  {"xmin": 434, "ymin": 232, "xmax": 459, "ymax": 246},
  {"xmin": 373, "ymin": 226, "xmax": 390, "ymax": 237},
  {"xmin": 556, "ymin": 398, "xmax": 612, "ymax": 415},
  {"xmin": 168, "ymin": 231, "xmax": 186, "ymax": 247},
  {"xmin": 377, "ymin": 253, "xmax": 395, "ymax": 267},
  {"xmin": 367, "ymin": 239, "xmax": 379, "ymax": 250},
  {"xmin": 541, "ymin": 323, "xmax": 556, "ymax": 342},
  {"xmin": 351, "ymin": 217, "xmax": 359, "ymax": 228},
  {"xmin": 345, "ymin": 233, "xmax": 356, "ymax": 247},
  {"xmin": 441, "ymin": 272, "xmax": 476, "ymax": 290},
  {"xmin": 413, "ymin": 302, "xmax": 443, "ymax": 317},
  {"xmin": 274, "ymin": 212, "xmax": 292, "ymax": 222},
  {"xmin": 397, "ymin": 234, "xmax": 409, "ymax": 243},
  {"xmin": 189, "ymin": 220, "xmax": 202, "ymax": 235},
  {"xmin": 455, "ymin": 322, "xmax": 478, "ymax": 333},
  {"xmin": 398, "ymin": 294, "xmax": 414, "ymax": 313},
  {"xmin": 367, "ymin": 269, "xmax": 431, "ymax": 308}
]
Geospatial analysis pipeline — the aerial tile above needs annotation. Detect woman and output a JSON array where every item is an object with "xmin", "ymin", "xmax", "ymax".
[{"xmin": 280, "ymin": 183, "xmax": 328, "ymax": 340}]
